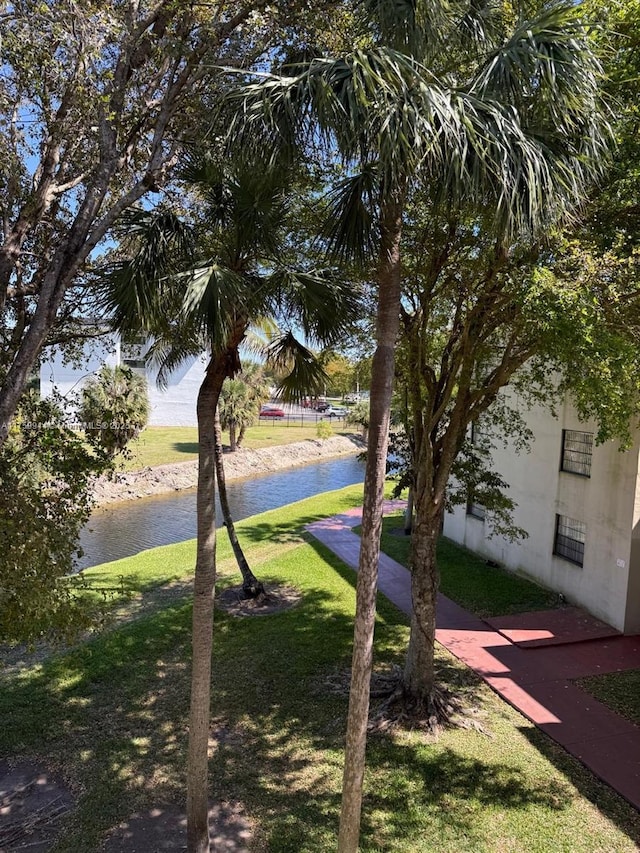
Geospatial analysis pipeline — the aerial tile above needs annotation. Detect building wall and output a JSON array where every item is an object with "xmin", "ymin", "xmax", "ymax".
[
  {"xmin": 40, "ymin": 337, "xmax": 120, "ymax": 410},
  {"xmin": 626, "ymin": 472, "xmax": 640, "ymax": 632},
  {"xmin": 40, "ymin": 338, "xmax": 206, "ymax": 428},
  {"xmin": 145, "ymin": 357, "xmax": 207, "ymax": 427},
  {"xmin": 443, "ymin": 394, "xmax": 639, "ymax": 632}
]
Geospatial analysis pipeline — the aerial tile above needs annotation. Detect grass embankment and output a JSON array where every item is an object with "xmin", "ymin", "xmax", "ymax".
[
  {"xmin": 367, "ymin": 513, "xmax": 561, "ymax": 618},
  {"xmin": 124, "ymin": 423, "xmax": 351, "ymax": 470},
  {"xmin": 2, "ymin": 486, "xmax": 639, "ymax": 851},
  {"xmin": 376, "ymin": 515, "xmax": 640, "ymax": 728}
]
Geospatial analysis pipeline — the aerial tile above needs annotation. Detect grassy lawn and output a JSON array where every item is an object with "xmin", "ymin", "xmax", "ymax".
[
  {"xmin": 576, "ymin": 670, "xmax": 640, "ymax": 727},
  {"xmin": 2, "ymin": 488, "xmax": 639, "ymax": 851},
  {"xmin": 123, "ymin": 423, "xmax": 352, "ymax": 470},
  {"xmin": 370, "ymin": 512, "xmax": 560, "ymax": 618}
]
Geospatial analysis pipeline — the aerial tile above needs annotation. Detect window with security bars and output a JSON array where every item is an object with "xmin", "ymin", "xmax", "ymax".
[
  {"xmin": 553, "ymin": 514, "xmax": 585, "ymax": 566},
  {"xmin": 467, "ymin": 421, "xmax": 487, "ymax": 519},
  {"xmin": 470, "ymin": 419, "xmax": 486, "ymax": 445},
  {"xmin": 466, "ymin": 496, "xmax": 486, "ymax": 521},
  {"xmin": 561, "ymin": 429, "xmax": 593, "ymax": 477},
  {"xmin": 121, "ymin": 334, "xmax": 149, "ymax": 370}
]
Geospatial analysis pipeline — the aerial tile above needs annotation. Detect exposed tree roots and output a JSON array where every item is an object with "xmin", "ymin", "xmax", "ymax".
[
  {"xmin": 324, "ymin": 665, "xmax": 490, "ymax": 737},
  {"xmin": 216, "ymin": 583, "xmax": 302, "ymax": 617},
  {"xmin": 369, "ymin": 667, "xmax": 490, "ymax": 736},
  {"xmin": 241, "ymin": 579, "xmax": 266, "ymax": 599}
]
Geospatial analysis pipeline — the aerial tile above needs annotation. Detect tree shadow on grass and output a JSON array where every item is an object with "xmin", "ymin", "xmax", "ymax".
[
  {"xmin": 171, "ymin": 441, "xmax": 199, "ymax": 455},
  {"xmin": 519, "ymin": 725, "xmax": 640, "ymax": 846},
  {"xmin": 3, "ymin": 537, "xmax": 634, "ymax": 853},
  {"xmin": 0, "ymin": 577, "xmax": 355, "ymax": 852},
  {"xmin": 358, "ymin": 744, "xmax": 571, "ymax": 852},
  {"xmin": 237, "ymin": 506, "xmax": 359, "ymax": 547},
  {"xmin": 0, "ymin": 603, "xmax": 194, "ymax": 851}
]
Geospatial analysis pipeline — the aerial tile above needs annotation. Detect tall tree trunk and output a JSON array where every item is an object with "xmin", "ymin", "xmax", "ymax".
[
  {"xmin": 338, "ymin": 198, "xmax": 403, "ymax": 853},
  {"xmin": 237, "ymin": 423, "xmax": 247, "ymax": 448},
  {"xmin": 403, "ymin": 486, "xmax": 414, "ymax": 535},
  {"xmin": 186, "ymin": 359, "xmax": 226, "ymax": 853},
  {"xmin": 213, "ymin": 408, "xmax": 264, "ymax": 597},
  {"xmin": 403, "ymin": 501, "xmax": 442, "ymax": 706},
  {"xmin": 228, "ymin": 421, "xmax": 237, "ymax": 452},
  {"xmin": 0, "ymin": 168, "xmax": 117, "ymax": 448},
  {"xmin": 402, "ymin": 391, "xmax": 467, "ymax": 708}
]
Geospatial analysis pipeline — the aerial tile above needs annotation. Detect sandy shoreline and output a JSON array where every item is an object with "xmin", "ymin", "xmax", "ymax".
[{"xmin": 92, "ymin": 434, "xmax": 366, "ymax": 506}]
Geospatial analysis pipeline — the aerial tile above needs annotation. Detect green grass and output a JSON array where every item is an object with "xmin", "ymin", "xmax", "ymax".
[
  {"xmin": 576, "ymin": 670, "xmax": 640, "ymax": 727},
  {"xmin": 371, "ymin": 513, "xmax": 560, "ymax": 618},
  {"xmin": 1, "ymin": 488, "xmax": 639, "ymax": 852},
  {"xmin": 123, "ymin": 423, "xmax": 352, "ymax": 470}
]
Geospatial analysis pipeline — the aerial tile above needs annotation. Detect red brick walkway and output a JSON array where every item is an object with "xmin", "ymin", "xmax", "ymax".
[{"xmin": 307, "ymin": 503, "xmax": 640, "ymax": 811}]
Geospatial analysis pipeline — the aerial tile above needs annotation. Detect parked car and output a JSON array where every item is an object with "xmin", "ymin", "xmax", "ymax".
[
  {"xmin": 345, "ymin": 393, "xmax": 360, "ymax": 403},
  {"xmin": 315, "ymin": 401, "xmax": 331, "ymax": 412},
  {"xmin": 326, "ymin": 406, "xmax": 348, "ymax": 418},
  {"xmin": 259, "ymin": 405, "xmax": 285, "ymax": 418}
]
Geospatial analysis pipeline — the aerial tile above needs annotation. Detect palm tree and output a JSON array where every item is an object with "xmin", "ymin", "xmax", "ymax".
[
  {"xmin": 233, "ymin": 364, "xmax": 270, "ymax": 448},
  {"xmin": 102, "ymin": 154, "xmax": 360, "ymax": 853},
  {"xmin": 213, "ymin": 407, "xmax": 264, "ymax": 597},
  {"xmin": 218, "ymin": 377, "xmax": 258, "ymax": 451},
  {"xmin": 224, "ymin": 2, "xmax": 607, "ymax": 848},
  {"xmin": 79, "ymin": 365, "xmax": 150, "ymax": 459}
]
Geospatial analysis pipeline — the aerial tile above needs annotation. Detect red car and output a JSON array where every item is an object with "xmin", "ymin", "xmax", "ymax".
[{"xmin": 259, "ymin": 406, "xmax": 285, "ymax": 418}]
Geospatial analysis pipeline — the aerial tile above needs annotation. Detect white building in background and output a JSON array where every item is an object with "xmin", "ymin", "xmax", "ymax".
[
  {"xmin": 40, "ymin": 335, "xmax": 206, "ymax": 427},
  {"xmin": 444, "ymin": 395, "xmax": 640, "ymax": 634}
]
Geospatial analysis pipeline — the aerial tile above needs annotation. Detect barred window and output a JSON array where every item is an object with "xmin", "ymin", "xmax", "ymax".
[
  {"xmin": 470, "ymin": 419, "xmax": 486, "ymax": 445},
  {"xmin": 121, "ymin": 334, "xmax": 149, "ymax": 370},
  {"xmin": 554, "ymin": 514, "xmax": 585, "ymax": 566},
  {"xmin": 466, "ymin": 496, "xmax": 486, "ymax": 521},
  {"xmin": 561, "ymin": 430, "xmax": 593, "ymax": 477}
]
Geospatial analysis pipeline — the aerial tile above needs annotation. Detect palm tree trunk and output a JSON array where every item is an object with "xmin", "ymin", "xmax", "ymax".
[
  {"xmin": 338, "ymin": 198, "xmax": 403, "ymax": 853},
  {"xmin": 229, "ymin": 421, "xmax": 237, "ymax": 452},
  {"xmin": 187, "ymin": 359, "xmax": 225, "ymax": 853},
  {"xmin": 237, "ymin": 423, "xmax": 247, "ymax": 447},
  {"xmin": 186, "ymin": 328, "xmax": 246, "ymax": 853},
  {"xmin": 213, "ymin": 407, "xmax": 264, "ymax": 597}
]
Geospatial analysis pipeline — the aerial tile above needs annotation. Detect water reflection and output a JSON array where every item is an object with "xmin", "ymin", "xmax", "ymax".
[{"xmin": 78, "ymin": 455, "xmax": 365, "ymax": 569}]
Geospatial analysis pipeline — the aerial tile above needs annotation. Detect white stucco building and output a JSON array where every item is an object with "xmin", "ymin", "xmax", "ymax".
[
  {"xmin": 444, "ymin": 395, "xmax": 640, "ymax": 634},
  {"xmin": 40, "ymin": 335, "xmax": 206, "ymax": 427}
]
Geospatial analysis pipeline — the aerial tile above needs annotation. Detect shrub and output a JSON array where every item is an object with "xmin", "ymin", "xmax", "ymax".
[
  {"xmin": 79, "ymin": 365, "xmax": 149, "ymax": 458},
  {"xmin": 316, "ymin": 419, "xmax": 333, "ymax": 439},
  {"xmin": 0, "ymin": 393, "xmax": 108, "ymax": 644}
]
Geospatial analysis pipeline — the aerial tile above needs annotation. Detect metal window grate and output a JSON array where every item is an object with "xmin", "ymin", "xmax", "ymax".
[
  {"xmin": 467, "ymin": 497, "xmax": 486, "ymax": 521},
  {"xmin": 561, "ymin": 430, "xmax": 593, "ymax": 477},
  {"xmin": 554, "ymin": 514, "xmax": 585, "ymax": 566}
]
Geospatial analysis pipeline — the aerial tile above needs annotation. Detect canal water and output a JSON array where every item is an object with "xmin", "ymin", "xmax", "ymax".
[{"xmin": 77, "ymin": 454, "xmax": 365, "ymax": 569}]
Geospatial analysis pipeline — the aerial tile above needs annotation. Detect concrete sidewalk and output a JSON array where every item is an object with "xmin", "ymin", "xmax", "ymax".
[{"xmin": 307, "ymin": 503, "xmax": 640, "ymax": 812}]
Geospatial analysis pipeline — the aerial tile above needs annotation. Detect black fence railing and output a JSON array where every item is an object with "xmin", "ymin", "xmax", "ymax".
[{"xmin": 258, "ymin": 413, "xmax": 348, "ymax": 427}]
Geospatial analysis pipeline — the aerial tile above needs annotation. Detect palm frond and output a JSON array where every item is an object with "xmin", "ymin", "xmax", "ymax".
[
  {"xmin": 224, "ymin": 48, "xmax": 449, "ymax": 173},
  {"xmin": 145, "ymin": 331, "xmax": 206, "ymax": 390},
  {"xmin": 101, "ymin": 208, "xmax": 196, "ymax": 334},
  {"xmin": 359, "ymin": 0, "xmax": 454, "ymax": 57},
  {"xmin": 470, "ymin": 1, "xmax": 605, "ymax": 137},
  {"xmin": 224, "ymin": 9, "xmax": 607, "ymax": 239},
  {"xmin": 321, "ymin": 166, "xmax": 379, "ymax": 262},
  {"xmin": 432, "ymin": 90, "xmax": 601, "ymax": 236},
  {"xmin": 181, "ymin": 263, "xmax": 249, "ymax": 348},
  {"xmin": 265, "ymin": 331, "xmax": 329, "ymax": 403},
  {"xmin": 266, "ymin": 268, "xmax": 362, "ymax": 347},
  {"xmin": 241, "ymin": 317, "xmax": 280, "ymax": 358}
]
